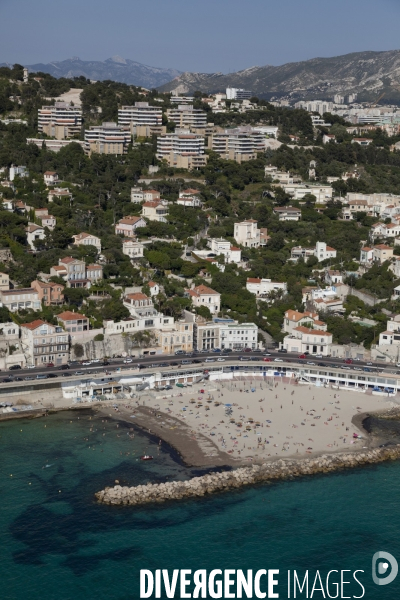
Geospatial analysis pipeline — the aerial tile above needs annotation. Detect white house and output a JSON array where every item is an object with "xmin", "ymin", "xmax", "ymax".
[
  {"xmin": 246, "ymin": 278, "xmax": 287, "ymax": 297},
  {"xmin": 141, "ymin": 200, "xmax": 169, "ymax": 223},
  {"xmin": 325, "ymin": 270, "xmax": 343, "ymax": 285},
  {"xmin": 26, "ymin": 223, "xmax": 45, "ymax": 249},
  {"xmin": 282, "ymin": 183, "xmax": 333, "ymax": 203},
  {"xmin": 43, "ymin": 171, "xmax": 59, "ymax": 186},
  {"xmin": 147, "ymin": 281, "xmax": 160, "ymax": 297},
  {"xmin": 207, "ymin": 238, "xmax": 242, "ymax": 263},
  {"xmin": 0, "ymin": 288, "xmax": 41, "ymax": 312},
  {"xmin": 187, "ymin": 285, "xmax": 221, "ymax": 314},
  {"xmin": 73, "ymin": 232, "xmax": 102, "ymax": 252},
  {"xmin": 314, "ymin": 241, "xmax": 337, "ymax": 262},
  {"xmin": 360, "ymin": 246, "xmax": 374, "ymax": 265},
  {"xmin": 282, "ymin": 310, "xmax": 324, "ymax": 335},
  {"xmin": 282, "ymin": 326, "xmax": 333, "ymax": 356},
  {"xmin": 273, "ymin": 207, "xmax": 301, "ymax": 221},
  {"xmin": 122, "ymin": 239, "xmax": 144, "ymax": 259},
  {"xmin": 178, "ymin": 189, "xmax": 202, "ymax": 208},
  {"xmin": 115, "ymin": 216, "xmax": 147, "ymax": 237},
  {"xmin": 234, "ymin": 220, "xmax": 260, "ymax": 248}
]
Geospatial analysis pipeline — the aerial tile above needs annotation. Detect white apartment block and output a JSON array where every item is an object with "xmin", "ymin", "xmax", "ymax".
[
  {"xmin": 234, "ymin": 220, "xmax": 260, "ymax": 248},
  {"xmin": 246, "ymin": 278, "xmax": 287, "ymax": 297},
  {"xmin": 193, "ymin": 318, "xmax": 258, "ymax": 350},
  {"xmin": 314, "ymin": 241, "xmax": 337, "ymax": 262},
  {"xmin": 118, "ymin": 103, "xmax": 163, "ymax": 127},
  {"xmin": 38, "ymin": 102, "xmax": 82, "ymax": 139},
  {"xmin": 166, "ymin": 105, "xmax": 207, "ymax": 129},
  {"xmin": 294, "ymin": 100, "xmax": 334, "ymax": 115},
  {"xmin": 156, "ymin": 130, "xmax": 207, "ymax": 169},
  {"xmin": 187, "ymin": 285, "xmax": 221, "ymax": 314},
  {"xmin": 177, "ymin": 189, "xmax": 202, "ymax": 207},
  {"xmin": 122, "ymin": 239, "xmax": 144, "ymax": 259},
  {"xmin": 21, "ymin": 319, "xmax": 69, "ymax": 366},
  {"xmin": 84, "ymin": 122, "xmax": 131, "ymax": 155},
  {"xmin": 27, "ymin": 138, "xmax": 86, "ymax": 153},
  {"xmin": 226, "ymin": 88, "xmax": 252, "ymax": 100},
  {"xmin": 210, "ymin": 128, "xmax": 265, "ymax": 162},
  {"xmin": 0, "ymin": 272, "xmax": 9, "ymax": 290},
  {"xmin": 379, "ymin": 315, "xmax": 400, "ymax": 346},
  {"xmin": 273, "ymin": 207, "xmax": 301, "ymax": 221},
  {"xmin": 72, "ymin": 232, "xmax": 101, "ymax": 252}
]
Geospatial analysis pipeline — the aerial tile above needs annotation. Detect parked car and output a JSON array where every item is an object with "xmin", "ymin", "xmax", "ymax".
[
  {"xmin": 344, "ymin": 358, "xmax": 353, "ymax": 364},
  {"xmin": 74, "ymin": 371, "xmax": 84, "ymax": 375},
  {"xmin": 252, "ymin": 348, "xmax": 262, "ymax": 353},
  {"xmin": 263, "ymin": 357, "xmax": 272, "ymax": 362},
  {"xmin": 9, "ymin": 365, "xmax": 21, "ymax": 370},
  {"xmin": 205, "ymin": 358, "xmax": 215, "ymax": 363},
  {"xmin": 306, "ymin": 361, "xmax": 315, "ymax": 365},
  {"xmin": 212, "ymin": 348, "xmax": 221, "ymax": 353},
  {"xmin": 274, "ymin": 358, "xmax": 283, "ymax": 362},
  {"xmin": 181, "ymin": 360, "xmax": 192, "ymax": 365},
  {"xmin": 299, "ymin": 354, "xmax": 307, "ymax": 359},
  {"xmin": 263, "ymin": 353, "xmax": 271, "ymax": 356},
  {"xmin": 36, "ymin": 374, "xmax": 47, "ymax": 379},
  {"xmin": 46, "ymin": 362, "xmax": 54, "ymax": 368},
  {"xmin": 82, "ymin": 361, "xmax": 91, "ymax": 366},
  {"xmin": 175, "ymin": 350, "xmax": 185, "ymax": 355},
  {"xmin": 59, "ymin": 364, "xmax": 70, "ymax": 370},
  {"xmin": 123, "ymin": 358, "xmax": 133, "ymax": 364},
  {"xmin": 243, "ymin": 348, "xmax": 252, "ymax": 353},
  {"xmin": 217, "ymin": 358, "xmax": 225, "ymax": 362},
  {"xmin": 278, "ymin": 348, "xmax": 288, "ymax": 353},
  {"xmin": 223, "ymin": 348, "xmax": 233, "ymax": 353},
  {"xmin": 239, "ymin": 356, "xmax": 250, "ymax": 361}
]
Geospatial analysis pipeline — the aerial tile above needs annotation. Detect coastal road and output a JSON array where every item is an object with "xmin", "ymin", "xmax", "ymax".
[{"xmin": 2, "ymin": 350, "xmax": 400, "ymax": 384}]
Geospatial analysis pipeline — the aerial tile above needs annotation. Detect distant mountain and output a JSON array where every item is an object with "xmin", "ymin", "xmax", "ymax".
[
  {"xmin": 157, "ymin": 50, "xmax": 400, "ymax": 102},
  {"xmin": 4, "ymin": 56, "xmax": 182, "ymax": 89}
]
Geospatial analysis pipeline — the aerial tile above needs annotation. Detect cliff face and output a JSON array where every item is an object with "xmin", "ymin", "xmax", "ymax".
[{"xmin": 157, "ymin": 50, "xmax": 400, "ymax": 101}]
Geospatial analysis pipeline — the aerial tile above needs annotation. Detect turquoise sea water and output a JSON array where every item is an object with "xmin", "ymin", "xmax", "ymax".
[{"xmin": 1, "ymin": 411, "xmax": 400, "ymax": 600}]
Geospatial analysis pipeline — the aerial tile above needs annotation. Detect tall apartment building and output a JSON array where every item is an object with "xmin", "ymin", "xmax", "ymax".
[
  {"xmin": 84, "ymin": 122, "xmax": 131, "ymax": 155},
  {"xmin": 294, "ymin": 100, "xmax": 334, "ymax": 116},
  {"xmin": 226, "ymin": 88, "xmax": 253, "ymax": 100},
  {"xmin": 118, "ymin": 103, "xmax": 163, "ymax": 126},
  {"xmin": 210, "ymin": 128, "xmax": 265, "ymax": 162},
  {"xmin": 234, "ymin": 220, "xmax": 261, "ymax": 248},
  {"xmin": 166, "ymin": 105, "xmax": 207, "ymax": 129},
  {"xmin": 156, "ymin": 130, "xmax": 207, "ymax": 169},
  {"xmin": 38, "ymin": 102, "xmax": 82, "ymax": 139},
  {"xmin": 170, "ymin": 95, "xmax": 194, "ymax": 104}
]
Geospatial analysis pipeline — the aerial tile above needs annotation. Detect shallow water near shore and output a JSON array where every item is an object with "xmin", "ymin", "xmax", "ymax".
[{"xmin": 1, "ymin": 410, "xmax": 400, "ymax": 599}]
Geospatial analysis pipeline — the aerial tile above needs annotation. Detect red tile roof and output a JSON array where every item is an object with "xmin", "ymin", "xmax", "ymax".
[{"xmin": 57, "ymin": 311, "xmax": 87, "ymax": 321}]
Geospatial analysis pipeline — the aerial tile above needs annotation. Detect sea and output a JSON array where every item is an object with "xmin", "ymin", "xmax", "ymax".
[{"xmin": 1, "ymin": 410, "xmax": 400, "ymax": 600}]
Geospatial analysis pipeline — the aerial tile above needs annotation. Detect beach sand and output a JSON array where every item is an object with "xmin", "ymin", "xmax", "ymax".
[{"xmin": 109, "ymin": 376, "xmax": 398, "ymax": 466}]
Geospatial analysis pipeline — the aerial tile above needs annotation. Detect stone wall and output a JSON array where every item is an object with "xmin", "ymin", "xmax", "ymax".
[{"xmin": 96, "ymin": 445, "xmax": 400, "ymax": 506}]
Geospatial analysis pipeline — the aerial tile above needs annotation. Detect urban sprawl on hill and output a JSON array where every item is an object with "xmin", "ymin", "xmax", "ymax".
[{"xmin": 1, "ymin": 62, "xmax": 400, "ymax": 370}]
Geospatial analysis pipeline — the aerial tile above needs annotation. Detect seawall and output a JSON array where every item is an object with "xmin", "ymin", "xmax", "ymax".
[{"xmin": 95, "ymin": 445, "xmax": 400, "ymax": 506}]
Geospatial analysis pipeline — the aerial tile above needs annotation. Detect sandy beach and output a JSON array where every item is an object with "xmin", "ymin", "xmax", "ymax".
[{"xmin": 109, "ymin": 376, "xmax": 398, "ymax": 466}]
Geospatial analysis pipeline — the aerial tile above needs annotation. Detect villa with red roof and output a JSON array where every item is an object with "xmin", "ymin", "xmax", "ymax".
[{"xmin": 186, "ymin": 284, "xmax": 220, "ymax": 314}]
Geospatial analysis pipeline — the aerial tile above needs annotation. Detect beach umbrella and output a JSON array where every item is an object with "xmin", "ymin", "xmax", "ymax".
[{"xmin": 225, "ymin": 403, "xmax": 232, "ymax": 407}]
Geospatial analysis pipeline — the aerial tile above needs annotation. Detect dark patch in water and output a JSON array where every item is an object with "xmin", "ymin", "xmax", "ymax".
[{"xmin": 62, "ymin": 546, "xmax": 140, "ymax": 576}]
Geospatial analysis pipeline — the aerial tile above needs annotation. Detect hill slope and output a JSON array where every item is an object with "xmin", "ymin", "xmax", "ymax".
[
  {"xmin": 158, "ymin": 50, "xmax": 400, "ymax": 101},
  {"xmin": 2, "ymin": 56, "xmax": 182, "ymax": 89}
]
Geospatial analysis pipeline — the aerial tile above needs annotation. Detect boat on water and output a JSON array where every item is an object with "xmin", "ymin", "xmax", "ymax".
[{"xmin": 140, "ymin": 454, "xmax": 154, "ymax": 461}]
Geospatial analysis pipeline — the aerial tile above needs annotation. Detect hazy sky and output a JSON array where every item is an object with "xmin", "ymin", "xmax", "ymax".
[{"xmin": 1, "ymin": 0, "xmax": 400, "ymax": 73}]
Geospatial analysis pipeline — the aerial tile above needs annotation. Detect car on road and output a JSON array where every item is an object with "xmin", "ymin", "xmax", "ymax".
[
  {"xmin": 212, "ymin": 348, "xmax": 221, "ymax": 353},
  {"xmin": 2, "ymin": 377, "xmax": 13, "ymax": 383},
  {"xmin": 123, "ymin": 358, "xmax": 133, "ymax": 364},
  {"xmin": 47, "ymin": 373, "xmax": 57, "ymax": 378},
  {"xmin": 36, "ymin": 374, "xmax": 47, "ymax": 379},
  {"xmin": 314, "ymin": 354, "xmax": 323, "ymax": 358},
  {"xmin": 366, "ymin": 362, "xmax": 373, "ymax": 366},
  {"xmin": 263, "ymin": 357, "xmax": 272, "ymax": 362},
  {"xmin": 342, "ymin": 366, "xmax": 351, "ymax": 370},
  {"xmin": 263, "ymin": 353, "xmax": 271, "ymax": 356},
  {"xmin": 217, "ymin": 358, "xmax": 225, "ymax": 362},
  {"xmin": 299, "ymin": 354, "xmax": 307, "ymax": 359},
  {"xmin": 59, "ymin": 364, "xmax": 70, "ymax": 370},
  {"xmin": 9, "ymin": 365, "xmax": 21, "ymax": 370},
  {"xmin": 82, "ymin": 361, "xmax": 91, "ymax": 366},
  {"xmin": 74, "ymin": 371, "xmax": 84, "ymax": 375},
  {"xmin": 274, "ymin": 358, "xmax": 283, "ymax": 362},
  {"xmin": 278, "ymin": 348, "xmax": 288, "ymax": 353},
  {"xmin": 317, "ymin": 362, "xmax": 326, "ymax": 367},
  {"xmin": 62, "ymin": 373, "xmax": 72, "ymax": 377},
  {"xmin": 175, "ymin": 350, "xmax": 185, "ymax": 355},
  {"xmin": 353, "ymin": 367, "xmax": 362, "ymax": 371},
  {"xmin": 252, "ymin": 348, "xmax": 262, "ymax": 353},
  {"xmin": 24, "ymin": 376, "xmax": 34, "ymax": 380},
  {"xmin": 223, "ymin": 348, "xmax": 233, "ymax": 353},
  {"xmin": 343, "ymin": 358, "xmax": 353, "ymax": 364},
  {"xmin": 46, "ymin": 362, "xmax": 55, "ymax": 368},
  {"xmin": 363, "ymin": 367, "xmax": 371, "ymax": 372},
  {"xmin": 243, "ymin": 348, "xmax": 252, "ymax": 353},
  {"xmin": 239, "ymin": 356, "xmax": 250, "ymax": 361},
  {"xmin": 306, "ymin": 361, "xmax": 315, "ymax": 365}
]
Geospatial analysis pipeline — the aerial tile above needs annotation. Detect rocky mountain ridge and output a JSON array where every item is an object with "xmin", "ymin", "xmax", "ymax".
[
  {"xmin": 157, "ymin": 50, "xmax": 400, "ymax": 101},
  {"xmin": 0, "ymin": 56, "xmax": 182, "ymax": 89}
]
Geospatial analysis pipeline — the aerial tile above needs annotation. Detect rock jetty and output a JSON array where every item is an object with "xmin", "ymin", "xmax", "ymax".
[{"xmin": 95, "ymin": 445, "xmax": 400, "ymax": 506}]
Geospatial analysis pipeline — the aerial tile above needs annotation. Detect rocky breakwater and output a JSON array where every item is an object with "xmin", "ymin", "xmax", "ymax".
[{"xmin": 95, "ymin": 445, "xmax": 400, "ymax": 506}]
